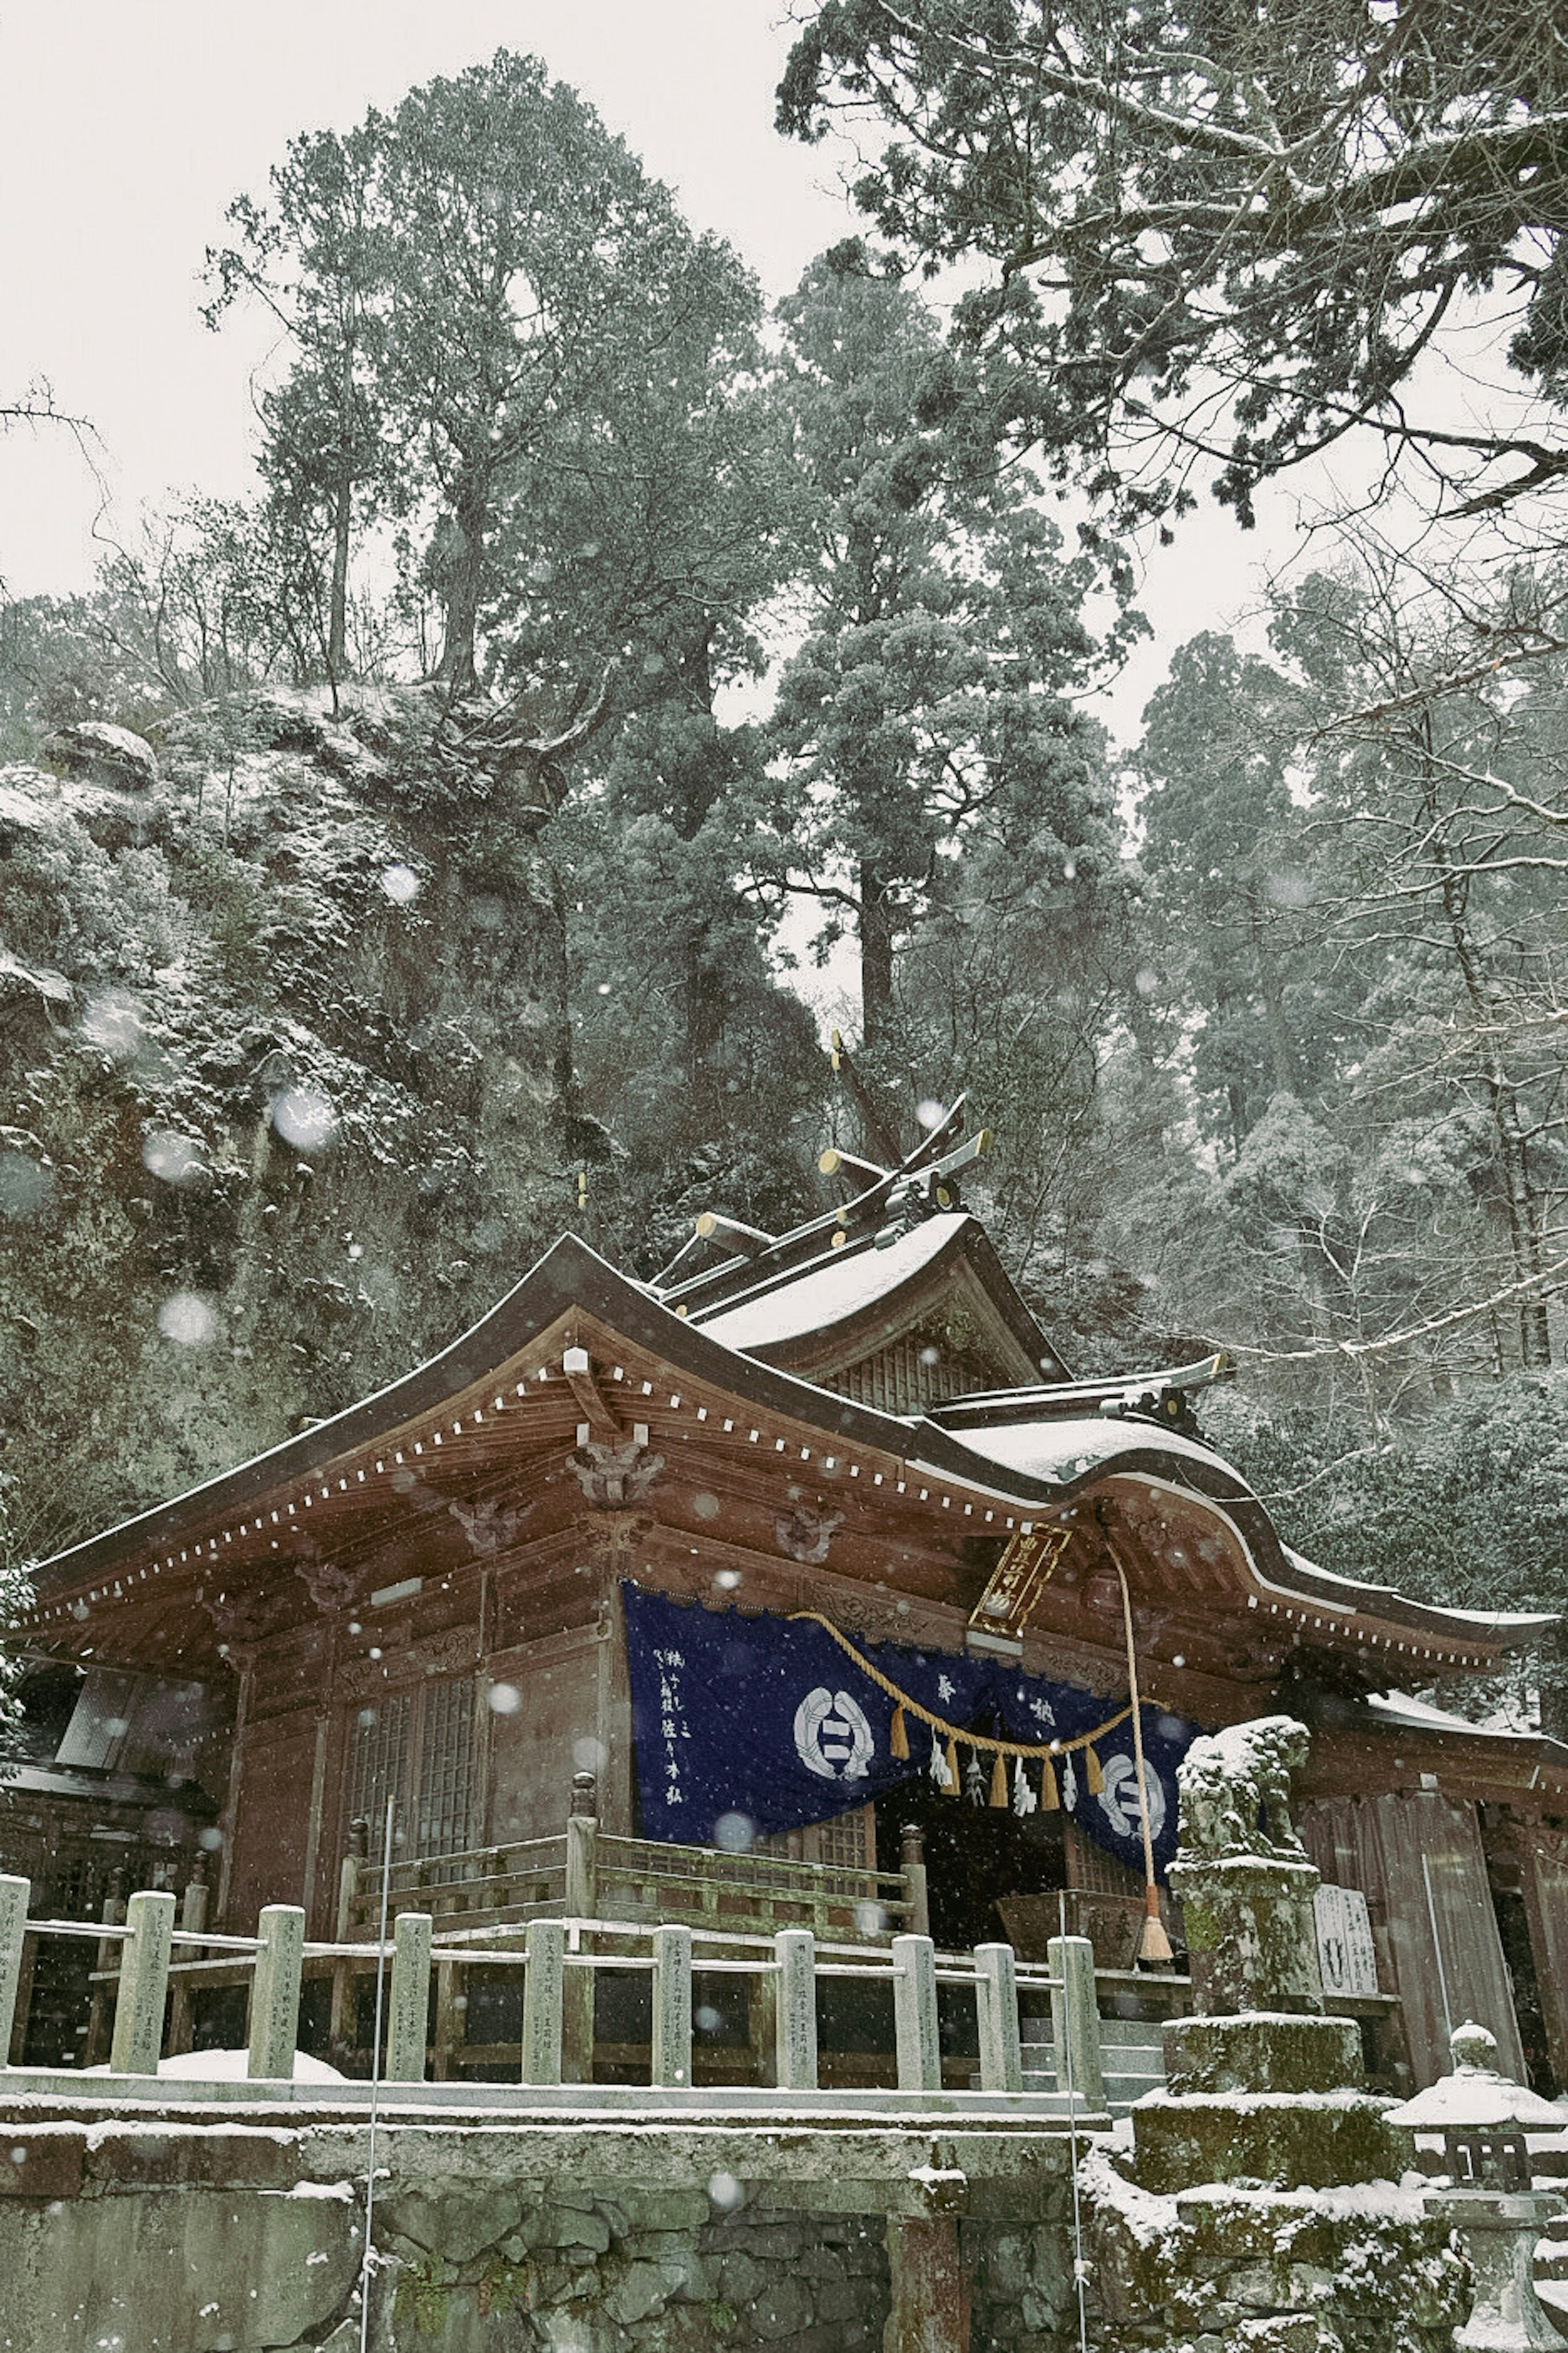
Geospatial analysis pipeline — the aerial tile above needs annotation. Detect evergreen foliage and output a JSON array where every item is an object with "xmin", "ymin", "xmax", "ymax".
[{"xmin": 2, "ymin": 42, "xmax": 1567, "ymax": 1718}]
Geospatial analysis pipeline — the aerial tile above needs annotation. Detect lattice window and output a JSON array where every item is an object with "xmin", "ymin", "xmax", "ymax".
[
  {"xmin": 1065, "ymin": 1821, "xmax": 1143, "ymax": 1898},
  {"xmin": 344, "ymin": 1679, "xmax": 477, "ymax": 1870},
  {"xmin": 346, "ymin": 1690, "xmax": 413, "ymax": 1843},
  {"xmin": 817, "ymin": 1806, "xmax": 871, "ymax": 1872},
  {"xmin": 416, "ymin": 1676, "xmax": 476, "ymax": 1864}
]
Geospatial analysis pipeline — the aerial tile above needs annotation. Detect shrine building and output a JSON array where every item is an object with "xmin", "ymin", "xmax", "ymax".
[{"xmin": 11, "ymin": 1112, "xmax": 1568, "ymax": 2095}]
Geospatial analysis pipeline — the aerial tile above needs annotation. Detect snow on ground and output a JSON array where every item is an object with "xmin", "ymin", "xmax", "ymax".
[{"xmin": 86, "ymin": 2049, "xmax": 347, "ymax": 2083}]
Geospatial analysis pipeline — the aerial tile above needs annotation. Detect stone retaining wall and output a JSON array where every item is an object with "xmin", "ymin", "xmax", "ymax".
[{"xmin": 0, "ymin": 2094, "xmax": 1075, "ymax": 2353}]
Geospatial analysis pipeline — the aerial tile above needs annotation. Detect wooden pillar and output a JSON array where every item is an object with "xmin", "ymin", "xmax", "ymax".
[
  {"xmin": 329, "ymin": 1816, "xmax": 368, "ymax": 2068},
  {"xmin": 432, "ymin": 1959, "xmax": 463, "ymax": 2082},
  {"xmin": 84, "ymin": 1868, "xmax": 127, "ymax": 2069},
  {"xmin": 900, "ymin": 1824, "xmax": 930, "ymax": 1940},
  {"xmin": 886, "ymin": 2215, "xmax": 969, "ymax": 2353},
  {"xmin": 167, "ymin": 1860, "xmax": 209, "ymax": 2057}
]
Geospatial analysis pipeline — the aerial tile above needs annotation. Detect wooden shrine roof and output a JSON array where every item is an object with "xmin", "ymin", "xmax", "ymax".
[{"xmin": 24, "ymin": 1230, "xmax": 1554, "ymax": 1689}]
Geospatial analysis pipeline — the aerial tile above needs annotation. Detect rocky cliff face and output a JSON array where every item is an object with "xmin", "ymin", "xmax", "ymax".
[{"xmin": 0, "ymin": 690, "xmax": 613, "ymax": 1562}]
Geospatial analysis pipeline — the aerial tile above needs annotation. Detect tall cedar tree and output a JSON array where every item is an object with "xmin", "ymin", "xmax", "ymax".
[
  {"xmin": 778, "ymin": 1, "xmax": 1568, "ymax": 524},
  {"xmin": 753, "ymin": 251, "xmax": 1120, "ymax": 1057}
]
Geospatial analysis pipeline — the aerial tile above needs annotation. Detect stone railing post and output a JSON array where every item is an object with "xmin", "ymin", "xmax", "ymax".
[
  {"xmin": 386, "ymin": 1911, "xmax": 432, "ymax": 2083},
  {"xmin": 893, "ymin": 1932, "xmax": 942, "ymax": 2092},
  {"xmin": 1047, "ymin": 1932, "xmax": 1104, "ymax": 2110},
  {"xmin": 900, "ymin": 1824, "xmax": 930, "ymax": 1939},
  {"xmin": 110, "ymin": 1889, "xmax": 175, "ymax": 2077},
  {"xmin": 248, "ymin": 1903, "xmax": 305, "ymax": 2080},
  {"xmin": 521, "ymin": 1918, "xmax": 566, "ymax": 2086},
  {"xmin": 562, "ymin": 1773, "xmax": 598, "ymax": 2082},
  {"xmin": 974, "ymin": 1941, "xmax": 1022, "ymax": 2093},
  {"xmin": 651, "ymin": 1923, "xmax": 693, "ymax": 2088},
  {"xmin": 773, "ymin": 1927, "xmax": 818, "ymax": 2091},
  {"xmin": 0, "ymin": 1874, "xmax": 29, "ymax": 2068}
]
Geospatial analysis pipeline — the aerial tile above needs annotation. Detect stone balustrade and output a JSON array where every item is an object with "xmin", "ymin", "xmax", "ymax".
[{"xmin": 0, "ymin": 1866, "xmax": 1111, "ymax": 2111}]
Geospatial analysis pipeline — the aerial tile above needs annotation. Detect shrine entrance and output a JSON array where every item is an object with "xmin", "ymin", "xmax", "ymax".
[{"xmin": 874, "ymin": 1774, "xmax": 1068, "ymax": 1950}]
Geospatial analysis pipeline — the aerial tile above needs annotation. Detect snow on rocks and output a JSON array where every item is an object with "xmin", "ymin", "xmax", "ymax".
[{"xmin": 47, "ymin": 721, "xmax": 159, "ymax": 790}]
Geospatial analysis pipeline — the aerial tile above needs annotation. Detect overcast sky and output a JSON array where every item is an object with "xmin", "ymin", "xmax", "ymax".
[{"xmin": 0, "ymin": 0, "xmax": 1285, "ymax": 737}]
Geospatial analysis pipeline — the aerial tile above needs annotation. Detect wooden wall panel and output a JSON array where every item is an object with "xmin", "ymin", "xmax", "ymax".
[
  {"xmin": 485, "ymin": 1629, "xmax": 600, "ymax": 1844},
  {"xmin": 224, "ymin": 1713, "xmax": 317, "ymax": 1927},
  {"xmin": 1522, "ymin": 1843, "xmax": 1568, "ymax": 2092},
  {"xmin": 1302, "ymin": 1791, "xmax": 1523, "ymax": 2087}
]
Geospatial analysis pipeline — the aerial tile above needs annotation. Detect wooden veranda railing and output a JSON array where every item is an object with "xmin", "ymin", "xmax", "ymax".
[{"xmin": 338, "ymin": 1774, "xmax": 921, "ymax": 1948}]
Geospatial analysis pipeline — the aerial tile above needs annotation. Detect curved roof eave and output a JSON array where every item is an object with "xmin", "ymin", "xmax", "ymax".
[{"xmin": 28, "ymin": 1233, "xmax": 1554, "ymax": 1661}]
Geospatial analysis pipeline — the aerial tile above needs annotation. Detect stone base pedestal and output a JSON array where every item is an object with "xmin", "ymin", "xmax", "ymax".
[
  {"xmin": 885, "ymin": 2214, "xmax": 969, "ymax": 2353},
  {"xmin": 1169, "ymin": 1854, "xmax": 1325, "ymax": 2014},
  {"xmin": 1164, "ymin": 2012, "xmax": 1364, "ymax": 2096},
  {"xmin": 1132, "ymin": 2085, "xmax": 1414, "ymax": 2194},
  {"xmin": 1427, "ymin": 2191, "xmax": 1565, "ymax": 2351}
]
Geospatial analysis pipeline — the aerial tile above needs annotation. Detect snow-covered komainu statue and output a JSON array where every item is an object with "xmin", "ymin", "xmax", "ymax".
[{"xmin": 1176, "ymin": 1714, "xmax": 1310, "ymax": 1864}]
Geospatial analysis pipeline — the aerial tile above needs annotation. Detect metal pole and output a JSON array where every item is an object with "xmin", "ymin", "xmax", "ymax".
[
  {"xmin": 1060, "ymin": 1893, "xmax": 1090, "ymax": 2353},
  {"xmin": 359, "ymin": 1796, "xmax": 395, "ymax": 2353},
  {"xmin": 1108, "ymin": 1537, "xmax": 1173, "ymax": 1964},
  {"xmin": 1421, "ymin": 1852, "xmax": 1454, "ymax": 2048}
]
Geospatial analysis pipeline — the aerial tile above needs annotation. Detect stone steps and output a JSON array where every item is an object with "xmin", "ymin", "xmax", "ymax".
[{"xmin": 1014, "ymin": 2030, "xmax": 1166, "ymax": 2116}]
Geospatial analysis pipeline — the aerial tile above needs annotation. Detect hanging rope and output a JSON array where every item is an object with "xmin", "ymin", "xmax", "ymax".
[{"xmin": 787, "ymin": 1607, "xmax": 1142, "ymax": 1764}]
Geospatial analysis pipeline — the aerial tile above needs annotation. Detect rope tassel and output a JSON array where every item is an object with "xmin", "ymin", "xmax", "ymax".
[
  {"xmin": 944, "ymin": 1736, "xmax": 960, "ymax": 1796},
  {"xmin": 890, "ymin": 1705, "xmax": 909, "ymax": 1761},
  {"xmin": 1039, "ymin": 1755, "xmax": 1059, "ymax": 1811},
  {"xmin": 989, "ymin": 1751, "xmax": 1008, "ymax": 1807},
  {"xmin": 1085, "ymin": 1744, "xmax": 1105, "ymax": 1796}
]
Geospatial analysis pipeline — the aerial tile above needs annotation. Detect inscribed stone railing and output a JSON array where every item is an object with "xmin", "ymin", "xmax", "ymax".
[{"xmin": 0, "ymin": 1870, "xmax": 1110, "ymax": 2110}]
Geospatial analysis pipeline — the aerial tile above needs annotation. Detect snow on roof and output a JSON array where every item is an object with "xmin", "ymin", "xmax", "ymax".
[
  {"xmin": 1365, "ymin": 1689, "xmax": 1524, "ymax": 1739},
  {"xmin": 1282, "ymin": 1547, "xmax": 1555, "ymax": 1631},
  {"xmin": 949, "ymin": 1413, "xmax": 1229, "ymax": 1486},
  {"xmin": 691, "ymin": 1216, "xmax": 966, "ymax": 1354}
]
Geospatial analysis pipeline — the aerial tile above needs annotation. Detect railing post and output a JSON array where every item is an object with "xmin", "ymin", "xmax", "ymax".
[
  {"xmin": 521, "ymin": 1918, "xmax": 566, "ymax": 2086},
  {"xmin": 900, "ymin": 1825, "xmax": 930, "ymax": 1939},
  {"xmin": 329, "ymin": 1816, "xmax": 368, "ymax": 2067},
  {"xmin": 386, "ymin": 1911, "xmax": 432, "ymax": 2083},
  {"xmin": 651, "ymin": 1924, "xmax": 693, "ymax": 2088},
  {"xmin": 0, "ymin": 1875, "xmax": 29, "ymax": 2068},
  {"xmin": 167, "ymin": 1860, "xmax": 209, "ymax": 2057},
  {"xmin": 432, "ymin": 1959, "xmax": 462, "ymax": 2081},
  {"xmin": 974, "ymin": 1941, "xmax": 1022, "ymax": 2093},
  {"xmin": 1047, "ymin": 1932, "xmax": 1104, "ymax": 2110},
  {"xmin": 248, "ymin": 1903, "xmax": 305, "ymax": 2080},
  {"xmin": 773, "ymin": 1927, "xmax": 818, "ymax": 2090},
  {"xmin": 892, "ymin": 1932, "xmax": 942, "ymax": 2092},
  {"xmin": 564, "ymin": 1771, "xmax": 599, "ymax": 1916},
  {"xmin": 110, "ymin": 1890, "xmax": 175, "ymax": 2077},
  {"xmin": 562, "ymin": 1774, "xmax": 598, "ymax": 2081}
]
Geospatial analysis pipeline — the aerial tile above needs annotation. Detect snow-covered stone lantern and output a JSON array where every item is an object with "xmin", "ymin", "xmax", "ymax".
[{"xmin": 1388, "ymin": 2019, "xmax": 1564, "ymax": 2351}]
